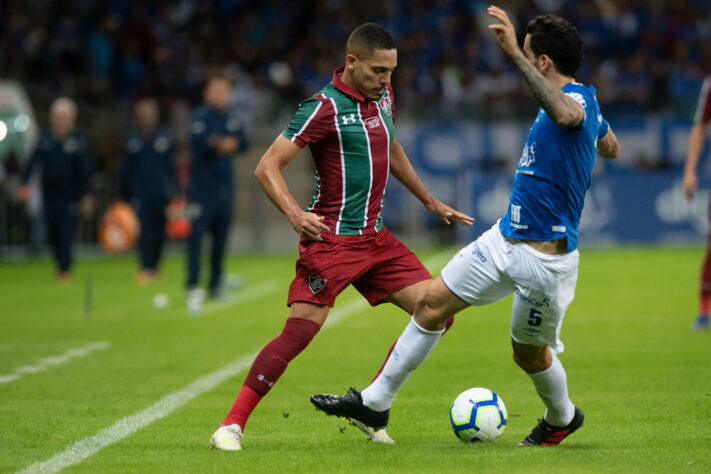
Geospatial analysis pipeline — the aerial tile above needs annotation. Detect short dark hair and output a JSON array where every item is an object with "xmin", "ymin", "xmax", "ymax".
[
  {"xmin": 346, "ymin": 23, "xmax": 396, "ymax": 59},
  {"xmin": 526, "ymin": 15, "xmax": 583, "ymax": 78}
]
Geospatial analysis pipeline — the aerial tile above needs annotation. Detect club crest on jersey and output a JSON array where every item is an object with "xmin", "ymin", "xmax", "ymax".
[
  {"xmin": 379, "ymin": 96, "xmax": 391, "ymax": 116},
  {"xmin": 308, "ymin": 275, "xmax": 327, "ymax": 294},
  {"xmin": 519, "ymin": 142, "xmax": 536, "ymax": 168},
  {"xmin": 341, "ymin": 113, "xmax": 357, "ymax": 125},
  {"xmin": 365, "ymin": 116, "xmax": 381, "ymax": 129}
]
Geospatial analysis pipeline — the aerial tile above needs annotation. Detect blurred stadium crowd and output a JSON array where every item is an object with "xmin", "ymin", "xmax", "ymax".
[
  {"xmin": 0, "ymin": 0, "xmax": 710, "ymax": 255},
  {"xmin": 1, "ymin": 0, "xmax": 710, "ymax": 123}
]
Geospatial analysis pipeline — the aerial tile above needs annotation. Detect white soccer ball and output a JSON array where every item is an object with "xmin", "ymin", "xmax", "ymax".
[
  {"xmin": 152, "ymin": 293, "xmax": 170, "ymax": 309},
  {"xmin": 449, "ymin": 387, "xmax": 508, "ymax": 443}
]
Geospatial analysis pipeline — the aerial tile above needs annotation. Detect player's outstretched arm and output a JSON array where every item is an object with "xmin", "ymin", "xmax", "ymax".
[
  {"xmin": 597, "ymin": 126, "xmax": 620, "ymax": 159},
  {"xmin": 389, "ymin": 138, "xmax": 474, "ymax": 226},
  {"xmin": 487, "ymin": 5, "xmax": 583, "ymax": 128},
  {"xmin": 255, "ymin": 135, "xmax": 330, "ymax": 240}
]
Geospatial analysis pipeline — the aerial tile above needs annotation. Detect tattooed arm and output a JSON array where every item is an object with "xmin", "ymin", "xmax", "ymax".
[{"xmin": 487, "ymin": 5, "xmax": 583, "ymax": 127}]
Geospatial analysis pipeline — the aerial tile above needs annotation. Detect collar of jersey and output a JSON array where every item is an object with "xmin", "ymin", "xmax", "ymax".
[{"xmin": 332, "ymin": 67, "xmax": 367, "ymax": 103}]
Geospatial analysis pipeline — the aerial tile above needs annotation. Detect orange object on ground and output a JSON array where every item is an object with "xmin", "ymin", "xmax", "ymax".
[
  {"xmin": 165, "ymin": 199, "xmax": 192, "ymax": 240},
  {"xmin": 99, "ymin": 201, "xmax": 140, "ymax": 253}
]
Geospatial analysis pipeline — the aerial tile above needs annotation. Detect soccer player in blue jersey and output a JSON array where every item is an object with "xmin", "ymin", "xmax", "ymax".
[{"xmin": 312, "ymin": 6, "xmax": 621, "ymax": 446}]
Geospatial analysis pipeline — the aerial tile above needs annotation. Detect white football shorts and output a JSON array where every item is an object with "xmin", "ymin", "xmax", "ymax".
[{"xmin": 440, "ymin": 222, "xmax": 579, "ymax": 354}]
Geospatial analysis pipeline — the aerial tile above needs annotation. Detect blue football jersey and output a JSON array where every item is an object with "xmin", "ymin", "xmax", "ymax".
[{"xmin": 499, "ymin": 82, "xmax": 608, "ymax": 252}]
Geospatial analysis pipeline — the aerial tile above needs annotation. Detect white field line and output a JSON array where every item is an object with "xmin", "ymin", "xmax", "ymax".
[
  {"xmin": 200, "ymin": 280, "xmax": 280, "ymax": 316},
  {"xmin": 17, "ymin": 249, "xmax": 454, "ymax": 474},
  {"xmin": 0, "ymin": 342, "xmax": 110, "ymax": 384}
]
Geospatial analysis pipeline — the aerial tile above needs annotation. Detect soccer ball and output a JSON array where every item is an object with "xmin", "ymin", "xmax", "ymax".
[{"xmin": 449, "ymin": 387, "xmax": 507, "ymax": 443}]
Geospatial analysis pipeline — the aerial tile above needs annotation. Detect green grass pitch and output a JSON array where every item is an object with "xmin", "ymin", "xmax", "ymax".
[{"xmin": 1, "ymin": 246, "xmax": 709, "ymax": 473}]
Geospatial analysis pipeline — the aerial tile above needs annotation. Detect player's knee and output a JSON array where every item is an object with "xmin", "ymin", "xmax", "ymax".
[
  {"xmin": 512, "ymin": 346, "xmax": 550, "ymax": 374},
  {"xmin": 414, "ymin": 289, "xmax": 449, "ymax": 330}
]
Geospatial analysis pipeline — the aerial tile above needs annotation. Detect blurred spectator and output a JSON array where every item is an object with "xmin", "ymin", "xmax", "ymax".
[
  {"xmin": 1, "ymin": 0, "xmax": 709, "ymax": 122},
  {"xmin": 19, "ymin": 97, "xmax": 93, "ymax": 281},
  {"xmin": 185, "ymin": 74, "xmax": 248, "ymax": 314},
  {"xmin": 117, "ymin": 98, "xmax": 177, "ymax": 284}
]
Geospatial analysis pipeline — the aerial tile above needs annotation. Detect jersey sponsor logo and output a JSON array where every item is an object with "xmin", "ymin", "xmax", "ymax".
[
  {"xmin": 379, "ymin": 96, "xmax": 392, "ymax": 116},
  {"xmin": 515, "ymin": 290, "xmax": 550, "ymax": 308},
  {"xmin": 308, "ymin": 275, "xmax": 327, "ymax": 294},
  {"xmin": 472, "ymin": 244, "xmax": 487, "ymax": 263},
  {"xmin": 365, "ymin": 116, "xmax": 381, "ymax": 129},
  {"xmin": 518, "ymin": 142, "xmax": 536, "ymax": 168},
  {"xmin": 341, "ymin": 113, "xmax": 357, "ymax": 125}
]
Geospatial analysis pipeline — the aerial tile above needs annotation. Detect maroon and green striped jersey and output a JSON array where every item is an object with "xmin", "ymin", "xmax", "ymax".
[{"xmin": 282, "ymin": 67, "xmax": 395, "ymax": 235}]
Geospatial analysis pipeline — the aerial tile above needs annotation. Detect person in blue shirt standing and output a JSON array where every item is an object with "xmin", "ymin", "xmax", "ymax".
[
  {"xmin": 311, "ymin": 7, "xmax": 621, "ymax": 447},
  {"xmin": 186, "ymin": 74, "xmax": 247, "ymax": 313},
  {"xmin": 20, "ymin": 97, "xmax": 93, "ymax": 282},
  {"xmin": 117, "ymin": 98, "xmax": 177, "ymax": 284}
]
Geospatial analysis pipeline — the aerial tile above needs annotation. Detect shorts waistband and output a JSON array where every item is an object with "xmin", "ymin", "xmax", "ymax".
[{"xmin": 320, "ymin": 229, "xmax": 382, "ymax": 242}]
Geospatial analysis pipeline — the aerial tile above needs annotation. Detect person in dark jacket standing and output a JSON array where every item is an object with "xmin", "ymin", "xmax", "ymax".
[
  {"xmin": 20, "ymin": 97, "xmax": 93, "ymax": 282},
  {"xmin": 186, "ymin": 75, "xmax": 247, "ymax": 313},
  {"xmin": 117, "ymin": 98, "xmax": 177, "ymax": 284}
]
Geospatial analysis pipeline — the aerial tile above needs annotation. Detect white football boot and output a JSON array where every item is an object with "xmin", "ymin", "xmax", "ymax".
[
  {"xmin": 186, "ymin": 287, "xmax": 204, "ymax": 316},
  {"xmin": 209, "ymin": 424, "xmax": 243, "ymax": 451}
]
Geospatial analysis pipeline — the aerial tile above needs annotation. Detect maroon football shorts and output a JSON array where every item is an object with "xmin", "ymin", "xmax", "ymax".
[{"xmin": 287, "ymin": 227, "xmax": 432, "ymax": 307}]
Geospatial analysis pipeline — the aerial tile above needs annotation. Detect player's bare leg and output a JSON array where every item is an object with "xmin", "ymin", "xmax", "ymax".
[{"xmin": 514, "ymin": 341, "xmax": 584, "ymax": 446}]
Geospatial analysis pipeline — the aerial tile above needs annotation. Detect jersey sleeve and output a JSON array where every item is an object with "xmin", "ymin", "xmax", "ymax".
[
  {"xmin": 597, "ymin": 115, "xmax": 609, "ymax": 139},
  {"xmin": 693, "ymin": 76, "xmax": 711, "ymax": 125},
  {"xmin": 564, "ymin": 90, "xmax": 589, "ymax": 124},
  {"xmin": 281, "ymin": 96, "xmax": 333, "ymax": 148}
]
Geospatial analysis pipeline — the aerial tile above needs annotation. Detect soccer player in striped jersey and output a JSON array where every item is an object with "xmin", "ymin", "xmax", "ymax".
[
  {"xmin": 209, "ymin": 22, "xmax": 474, "ymax": 451},
  {"xmin": 312, "ymin": 7, "xmax": 621, "ymax": 447},
  {"xmin": 683, "ymin": 74, "xmax": 711, "ymax": 331}
]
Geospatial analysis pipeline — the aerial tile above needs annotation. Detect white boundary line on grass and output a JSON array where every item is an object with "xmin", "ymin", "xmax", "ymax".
[
  {"xmin": 200, "ymin": 280, "xmax": 281, "ymax": 316},
  {"xmin": 17, "ymin": 249, "xmax": 454, "ymax": 474},
  {"xmin": 0, "ymin": 341, "xmax": 111, "ymax": 384}
]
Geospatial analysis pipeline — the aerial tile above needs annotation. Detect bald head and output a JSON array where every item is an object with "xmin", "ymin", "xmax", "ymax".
[
  {"xmin": 49, "ymin": 97, "xmax": 77, "ymax": 138},
  {"xmin": 346, "ymin": 23, "xmax": 396, "ymax": 60}
]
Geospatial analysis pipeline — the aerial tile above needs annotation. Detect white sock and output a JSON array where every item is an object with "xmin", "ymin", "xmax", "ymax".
[
  {"xmin": 361, "ymin": 317, "xmax": 444, "ymax": 412},
  {"xmin": 528, "ymin": 353, "xmax": 575, "ymax": 426}
]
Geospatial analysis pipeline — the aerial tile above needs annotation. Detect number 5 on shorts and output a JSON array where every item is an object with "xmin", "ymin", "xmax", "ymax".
[{"xmin": 527, "ymin": 308, "xmax": 542, "ymax": 326}]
